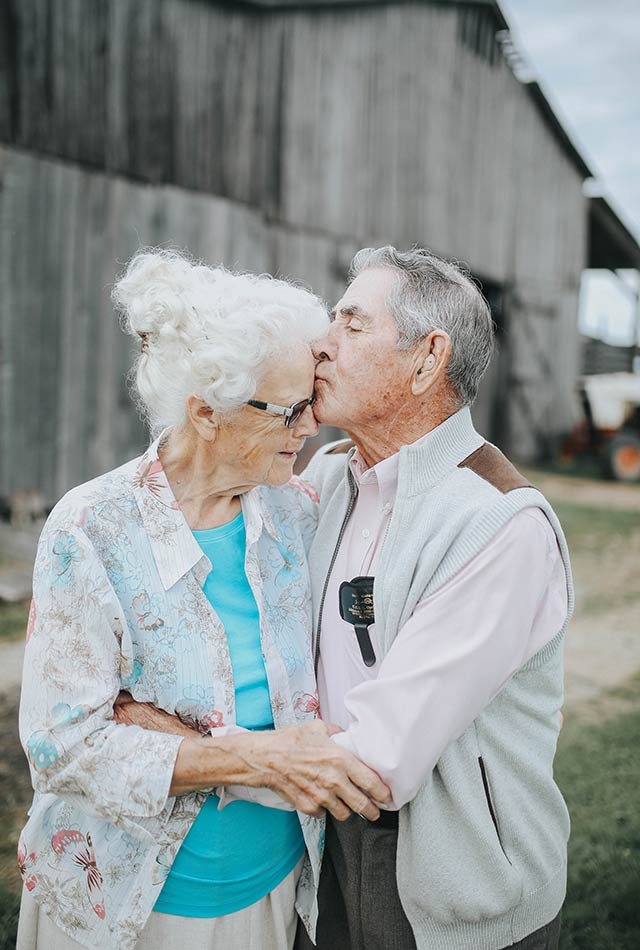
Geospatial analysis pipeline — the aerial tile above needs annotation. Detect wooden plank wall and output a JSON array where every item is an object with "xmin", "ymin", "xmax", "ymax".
[
  {"xmin": 278, "ymin": 4, "xmax": 587, "ymax": 458},
  {"xmin": 0, "ymin": 0, "xmax": 281, "ymax": 208},
  {"xmin": 0, "ymin": 146, "xmax": 348, "ymax": 503},
  {"xmin": 1, "ymin": 0, "xmax": 587, "ymax": 285},
  {"xmin": 0, "ymin": 143, "xmax": 582, "ymax": 499},
  {"xmin": 280, "ymin": 4, "xmax": 586, "ymax": 284},
  {"xmin": 0, "ymin": 0, "xmax": 589, "ymax": 486}
]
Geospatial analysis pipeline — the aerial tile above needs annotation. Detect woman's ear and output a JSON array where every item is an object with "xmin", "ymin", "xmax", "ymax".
[{"xmin": 186, "ymin": 395, "xmax": 219, "ymax": 442}]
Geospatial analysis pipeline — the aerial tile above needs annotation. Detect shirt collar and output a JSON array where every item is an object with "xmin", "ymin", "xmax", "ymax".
[
  {"xmin": 132, "ymin": 431, "xmax": 280, "ymax": 590},
  {"xmin": 347, "ymin": 408, "xmax": 485, "ymax": 505},
  {"xmin": 348, "ymin": 449, "xmax": 400, "ymax": 511},
  {"xmin": 242, "ymin": 487, "xmax": 282, "ymax": 546},
  {"xmin": 348, "ymin": 425, "xmax": 442, "ymax": 511}
]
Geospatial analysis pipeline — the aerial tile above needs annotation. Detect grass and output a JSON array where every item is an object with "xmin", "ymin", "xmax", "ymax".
[
  {"xmin": 552, "ymin": 497, "xmax": 640, "ymax": 950},
  {"xmin": 0, "ymin": 601, "xmax": 29, "ymax": 643},
  {"xmin": 0, "ymin": 693, "xmax": 32, "ymax": 892},
  {"xmin": 553, "ymin": 502, "xmax": 640, "ymax": 547},
  {"xmin": 532, "ymin": 459, "xmax": 610, "ymax": 481},
  {"xmin": 552, "ymin": 502, "xmax": 640, "ymax": 617},
  {"xmin": 0, "ymin": 690, "xmax": 31, "ymax": 950},
  {"xmin": 557, "ymin": 682, "xmax": 640, "ymax": 949},
  {"xmin": 0, "ymin": 884, "xmax": 20, "ymax": 950}
]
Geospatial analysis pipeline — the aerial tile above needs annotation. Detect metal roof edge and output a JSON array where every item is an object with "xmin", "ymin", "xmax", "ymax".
[{"xmin": 522, "ymin": 81, "xmax": 592, "ymax": 179}]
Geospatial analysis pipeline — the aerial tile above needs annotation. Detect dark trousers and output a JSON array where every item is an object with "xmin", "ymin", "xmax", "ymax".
[
  {"xmin": 295, "ymin": 811, "xmax": 416, "ymax": 950},
  {"xmin": 512, "ymin": 913, "xmax": 561, "ymax": 950},
  {"xmin": 295, "ymin": 812, "xmax": 562, "ymax": 950}
]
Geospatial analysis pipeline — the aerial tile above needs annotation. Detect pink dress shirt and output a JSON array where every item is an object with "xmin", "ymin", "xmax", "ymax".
[{"xmin": 319, "ymin": 442, "xmax": 568, "ymax": 809}]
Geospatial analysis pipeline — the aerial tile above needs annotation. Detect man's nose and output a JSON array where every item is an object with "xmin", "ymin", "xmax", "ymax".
[{"xmin": 312, "ymin": 330, "xmax": 335, "ymax": 362}]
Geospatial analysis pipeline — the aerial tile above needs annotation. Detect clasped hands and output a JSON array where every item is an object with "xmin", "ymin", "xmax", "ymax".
[{"xmin": 113, "ymin": 692, "xmax": 390, "ymax": 822}]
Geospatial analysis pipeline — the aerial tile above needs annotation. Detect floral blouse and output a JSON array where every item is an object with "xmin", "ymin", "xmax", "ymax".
[{"xmin": 18, "ymin": 433, "xmax": 324, "ymax": 950}]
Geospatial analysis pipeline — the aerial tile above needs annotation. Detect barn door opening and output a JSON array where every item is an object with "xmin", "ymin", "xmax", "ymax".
[{"xmin": 471, "ymin": 278, "xmax": 508, "ymax": 447}]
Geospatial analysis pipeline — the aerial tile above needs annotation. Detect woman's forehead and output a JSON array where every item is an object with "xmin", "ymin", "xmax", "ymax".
[{"xmin": 256, "ymin": 345, "xmax": 315, "ymax": 400}]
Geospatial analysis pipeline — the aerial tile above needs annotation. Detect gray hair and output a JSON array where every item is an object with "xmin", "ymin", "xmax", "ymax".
[
  {"xmin": 113, "ymin": 248, "xmax": 329, "ymax": 433},
  {"xmin": 349, "ymin": 246, "xmax": 494, "ymax": 406}
]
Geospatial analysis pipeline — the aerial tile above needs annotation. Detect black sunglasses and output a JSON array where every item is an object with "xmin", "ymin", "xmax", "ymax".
[{"xmin": 245, "ymin": 393, "xmax": 316, "ymax": 429}]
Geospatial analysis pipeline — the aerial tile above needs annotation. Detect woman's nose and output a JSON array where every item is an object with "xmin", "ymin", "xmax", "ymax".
[{"xmin": 294, "ymin": 403, "xmax": 319, "ymax": 437}]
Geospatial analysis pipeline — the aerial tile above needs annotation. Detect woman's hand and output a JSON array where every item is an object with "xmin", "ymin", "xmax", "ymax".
[
  {"xmin": 241, "ymin": 721, "xmax": 390, "ymax": 821},
  {"xmin": 171, "ymin": 720, "xmax": 392, "ymax": 822}
]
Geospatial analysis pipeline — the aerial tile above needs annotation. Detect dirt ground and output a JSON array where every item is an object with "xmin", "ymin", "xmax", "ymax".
[
  {"xmin": 523, "ymin": 470, "xmax": 640, "ymax": 716},
  {"xmin": 528, "ymin": 469, "xmax": 640, "ymax": 512}
]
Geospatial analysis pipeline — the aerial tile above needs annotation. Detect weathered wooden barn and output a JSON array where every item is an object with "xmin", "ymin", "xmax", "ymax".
[{"xmin": 1, "ymin": 0, "xmax": 639, "ymax": 504}]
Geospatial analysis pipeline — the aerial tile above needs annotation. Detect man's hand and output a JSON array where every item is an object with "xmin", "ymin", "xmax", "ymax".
[
  {"xmin": 230, "ymin": 720, "xmax": 391, "ymax": 821},
  {"xmin": 113, "ymin": 691, "xmax": 198, "ymax": 738}
]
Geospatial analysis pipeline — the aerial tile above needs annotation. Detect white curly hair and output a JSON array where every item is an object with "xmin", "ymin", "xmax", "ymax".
[{"xmin": 113, "ymin": 248, "xmax": 329, "ymax": 432}]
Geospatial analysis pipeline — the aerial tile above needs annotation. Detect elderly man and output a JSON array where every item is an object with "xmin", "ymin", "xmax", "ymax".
[{"xmin": 296, "ymin": 246, "xmax": 572, "ymax": 950}]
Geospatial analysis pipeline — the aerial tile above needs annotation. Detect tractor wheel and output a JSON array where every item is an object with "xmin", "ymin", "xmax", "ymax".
[{"xmin": 607, "ymin": 432, "xmax": 640, "ymax": 483}]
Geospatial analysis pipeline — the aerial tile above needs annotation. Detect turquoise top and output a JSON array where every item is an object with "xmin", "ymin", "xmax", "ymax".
[{"xmin": 154, "ymin": 512, "xmax": 305, "ymax": 918}]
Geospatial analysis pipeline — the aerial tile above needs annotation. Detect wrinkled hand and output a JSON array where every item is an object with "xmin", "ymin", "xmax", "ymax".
[
  {"xmin": 118, "ymin": 694, "xmax": 391, "ymax": 822},
  {"xmin": 235, "ymin": 719, "xmax": 391, "ymax": 821},
  {"xmin": 113, "ymin": 691, "xmax": 198, "ymax": 738}
]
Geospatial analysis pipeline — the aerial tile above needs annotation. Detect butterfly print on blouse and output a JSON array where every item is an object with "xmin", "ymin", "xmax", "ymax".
[
  {"xmin": 17, "ymin": 833, "xmax": 37, "ymax": 891},
  {"xmin": 51, "ymin": 829, "xmax": 106, "ymax": 919},
  {"xmin": 131, "ymin": 592, "xmax": 165, "ymax": 632},
  {"xmin": 133, "ymin": 460, "xmax": 179, "ymax": 510},
  {"xmin": 52, "ymin": 532, "xmax": 83, "ymax": 580},
  {"xmin": 293, "ymin": 692, "xmax": 320, "ymax": 717}
]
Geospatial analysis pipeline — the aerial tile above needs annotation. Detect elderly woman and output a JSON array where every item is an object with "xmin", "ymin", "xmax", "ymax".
[{"xmin": 16, "ymin": 250, "xmax": 389, "ymax": 950}]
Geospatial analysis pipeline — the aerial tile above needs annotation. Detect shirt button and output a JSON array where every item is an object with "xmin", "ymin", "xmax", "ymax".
[{"xmin": 362, "ymin": 529, "xmax": 371, "ymax": 539}]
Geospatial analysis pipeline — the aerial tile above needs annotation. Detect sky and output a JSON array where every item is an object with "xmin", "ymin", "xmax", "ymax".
[{"xmin": 499, "ymin": 0, "xmax": 640, "ymax": 346}]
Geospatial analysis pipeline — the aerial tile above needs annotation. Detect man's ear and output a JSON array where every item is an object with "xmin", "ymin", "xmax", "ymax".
[
  {"xmin": 186, "ymin": 395, "xmax": 219, "ymax": 442},
  {"xmin": 411, "ymin": 331, "xmax": 451, "ymax": 396}
]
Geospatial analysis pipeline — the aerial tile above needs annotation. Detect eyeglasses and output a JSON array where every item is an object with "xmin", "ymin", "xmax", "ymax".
[{"xmin": 245, "ymin": 393, "xmax": 316, "ymax": 428}]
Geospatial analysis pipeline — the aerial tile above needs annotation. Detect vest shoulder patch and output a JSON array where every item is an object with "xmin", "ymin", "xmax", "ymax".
[{"xmin": 458, "ymin": 443, "xmax": 534, "ymax": 493}]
